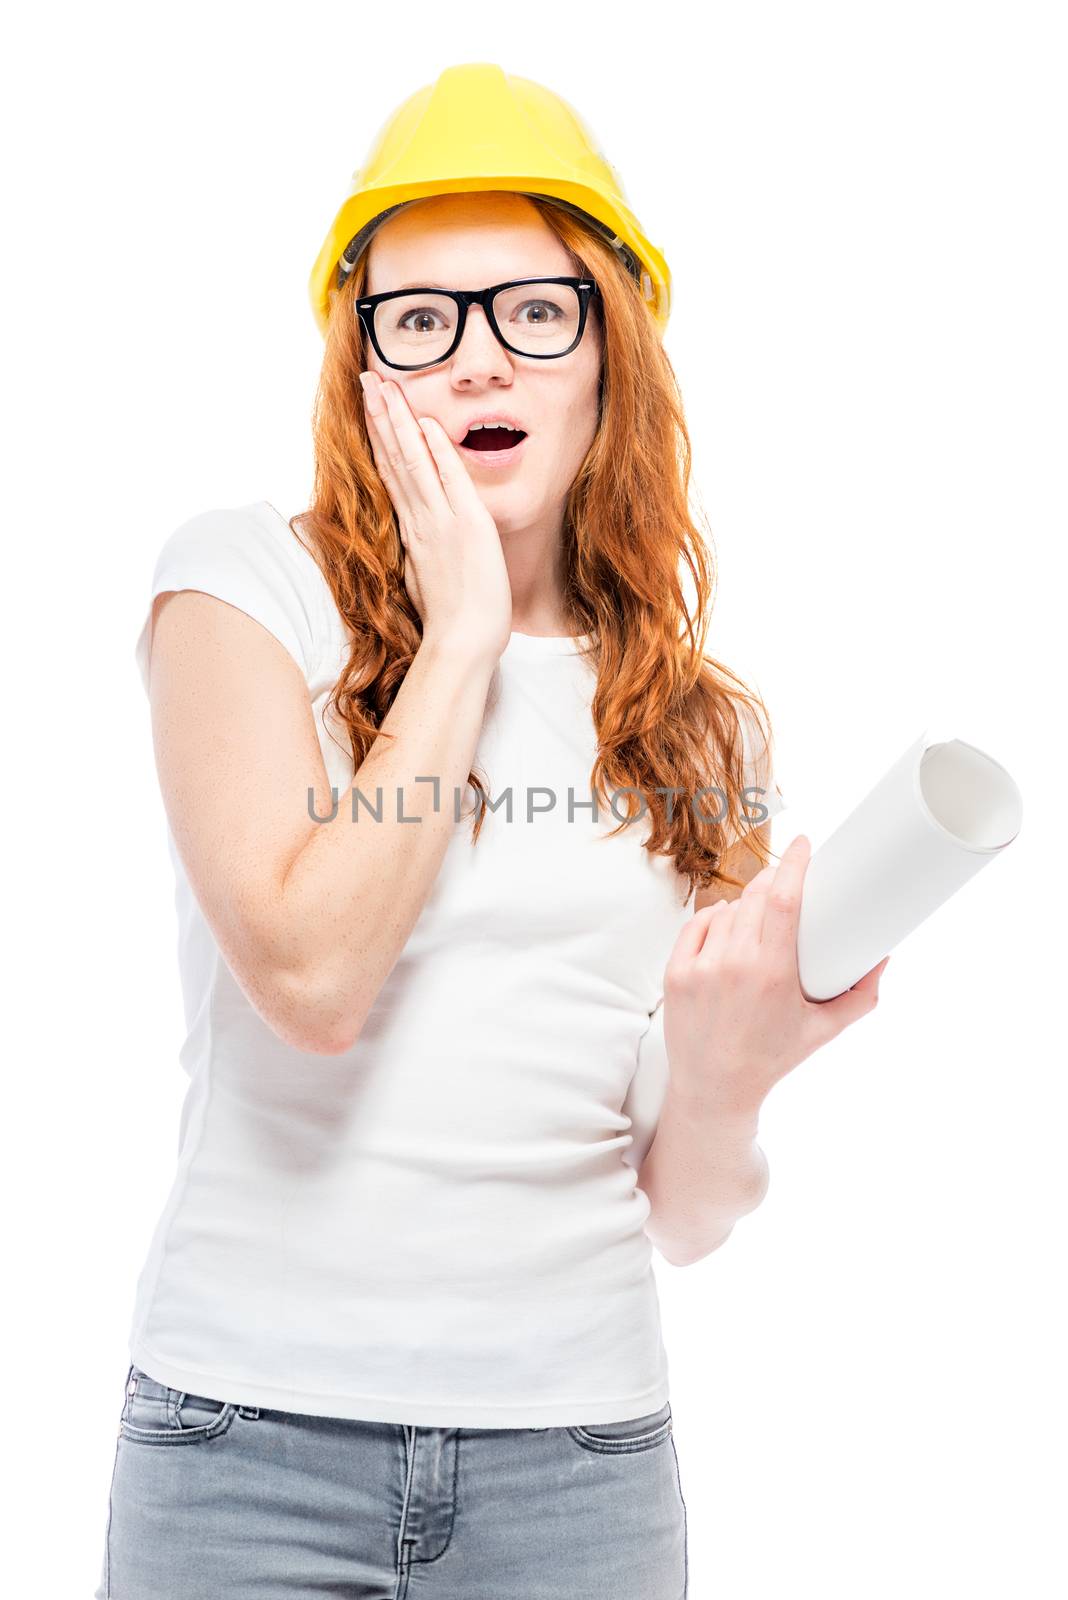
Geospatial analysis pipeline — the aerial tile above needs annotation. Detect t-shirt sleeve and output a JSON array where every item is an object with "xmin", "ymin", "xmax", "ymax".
[
  {"xmin": 133, "ymin": 504, "xmax": 323, "ymax": 694},
  {"xmin": 620, "ymin": 998, "xmax": 669, "ymax": 1175}
]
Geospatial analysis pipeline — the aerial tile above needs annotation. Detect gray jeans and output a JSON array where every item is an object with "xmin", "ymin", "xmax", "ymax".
[{"xmin": 94, "ymin": 1363, "xmax": 688, "ymax": 1598}]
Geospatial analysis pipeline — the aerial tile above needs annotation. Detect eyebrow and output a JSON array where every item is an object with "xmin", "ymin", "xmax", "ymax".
[{"xmin": 389, "ymin": 279, "xmax": 549, "ymax": 293}]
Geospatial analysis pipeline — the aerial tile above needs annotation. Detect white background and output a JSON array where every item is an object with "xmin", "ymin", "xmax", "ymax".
[{"xmin": 3, "ymin": 4, "xmax": 1064, "ymax": 1596}]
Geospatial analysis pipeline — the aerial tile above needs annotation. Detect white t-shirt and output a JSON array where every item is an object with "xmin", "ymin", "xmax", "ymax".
[{"xmin": 128, "ymin": 499, "xmax": 786, "ymax": 1428}]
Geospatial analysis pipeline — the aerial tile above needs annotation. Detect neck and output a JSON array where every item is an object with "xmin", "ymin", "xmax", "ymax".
[{"xmin": 497, "ymin": 511, "xmax": 573, "ymax": 636}]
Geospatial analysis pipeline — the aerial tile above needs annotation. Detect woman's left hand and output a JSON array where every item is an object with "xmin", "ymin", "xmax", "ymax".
[{"xmin": 662, "ymin": 833, "xmax": 889, "ymax": 1112}]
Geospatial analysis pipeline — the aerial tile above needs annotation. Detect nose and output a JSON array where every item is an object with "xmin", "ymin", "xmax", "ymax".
[{"xmin": 449, "ymin": 303, "xmax": 514, "ymax": 385}]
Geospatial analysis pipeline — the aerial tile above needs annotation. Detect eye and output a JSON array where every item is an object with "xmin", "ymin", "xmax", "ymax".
[
  {"xmin": 397, "ymin": 306, "xmax": 450, "ymax": 335},
  {"xmin": 511, "ymin": 299, "xmax": 564, "ymax": 326}
]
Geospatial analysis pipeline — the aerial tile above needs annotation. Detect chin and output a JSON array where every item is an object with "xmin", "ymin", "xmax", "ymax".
[
  {"xmin": 476, "ymin": 490, "xmax": 521, "ymax": 516},
  {"xmin": 478, "ymin": 495, "xmax": 538, "ymax": 534}
]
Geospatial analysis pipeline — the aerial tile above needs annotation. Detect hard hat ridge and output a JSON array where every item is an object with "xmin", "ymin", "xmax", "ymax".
[{"xmin": 308, "ymin": 62, "xmax": 671, "ymax": 338}]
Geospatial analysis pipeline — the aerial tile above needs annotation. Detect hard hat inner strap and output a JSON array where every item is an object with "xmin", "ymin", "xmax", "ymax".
[{"xmin": 335, "ymin": 194, "xmax": 644, "ymax": 293}]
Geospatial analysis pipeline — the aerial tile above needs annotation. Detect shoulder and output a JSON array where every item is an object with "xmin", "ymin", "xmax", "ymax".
[
  {"xmin": 136, "ymin": 500, "xmax": 336, "ymax": 690},
  {"xmin": 151, "ymin": 500, "xmax": 324, "ymax": 596}
]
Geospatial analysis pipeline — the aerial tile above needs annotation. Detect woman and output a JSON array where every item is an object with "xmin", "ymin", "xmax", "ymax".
[{"xmin": 95, "ymin": 63, "xmax": 886, "ymax": 1600}]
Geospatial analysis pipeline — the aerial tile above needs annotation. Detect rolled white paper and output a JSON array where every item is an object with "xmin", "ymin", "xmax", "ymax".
[
  {"xmin": 797, "ymin": 729, "xmax": 1023, "ymax": 1001},
  {"xmin": 620, "ymin": 728, "xmax": 1023, "ymax": 1170}
]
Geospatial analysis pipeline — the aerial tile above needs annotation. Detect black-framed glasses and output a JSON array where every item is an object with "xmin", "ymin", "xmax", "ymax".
[{"xmin": 355, "ymin": 276, "xmax": 600, "ymax": 372}]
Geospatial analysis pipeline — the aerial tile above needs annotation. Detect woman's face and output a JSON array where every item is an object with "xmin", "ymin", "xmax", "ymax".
[{"xmin": 362, "ymin": 193, "xmax": 602, "ymax": 541}]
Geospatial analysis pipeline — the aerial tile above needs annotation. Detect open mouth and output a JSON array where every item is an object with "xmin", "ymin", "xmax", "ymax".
[{"xmin": 460, "ymin": 426, "xmax": 528, "ymax": 452}]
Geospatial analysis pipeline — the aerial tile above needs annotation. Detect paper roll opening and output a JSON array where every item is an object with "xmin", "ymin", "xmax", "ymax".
[{"xmin": 918, "ymin": 740, "xmax": 1023, "ymax": 851}]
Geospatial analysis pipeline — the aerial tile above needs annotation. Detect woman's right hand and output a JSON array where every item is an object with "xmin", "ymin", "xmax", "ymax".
[{"xmin": 360, "ymin": 371, "xmax": 513, "ymax": 665}]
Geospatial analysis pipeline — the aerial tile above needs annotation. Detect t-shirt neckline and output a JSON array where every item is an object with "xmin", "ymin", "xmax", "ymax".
[{"xmin": 503, "ymin": 630, "xmax": 592, "ymax": 658}]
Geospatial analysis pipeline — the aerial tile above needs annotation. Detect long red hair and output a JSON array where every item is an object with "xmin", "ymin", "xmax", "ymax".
[{"xmin": 291, "ymin": 196, "xmax": 777, "ymax": 895}]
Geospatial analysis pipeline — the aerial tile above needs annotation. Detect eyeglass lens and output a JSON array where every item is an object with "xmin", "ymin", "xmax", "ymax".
[{"xmin": 373, "ymin": 282, "xmax": 582, "ymax": 365}]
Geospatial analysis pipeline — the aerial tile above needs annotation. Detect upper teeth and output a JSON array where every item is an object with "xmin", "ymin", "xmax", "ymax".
[{"xmin": 467, "ymin": 422, "xmax": 520, "ymax": 432}]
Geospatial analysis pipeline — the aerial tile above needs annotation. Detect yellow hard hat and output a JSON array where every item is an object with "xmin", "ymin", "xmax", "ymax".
[{"xmin": 308, "ymin": 62, "xmax": 671, "ymax": 340}]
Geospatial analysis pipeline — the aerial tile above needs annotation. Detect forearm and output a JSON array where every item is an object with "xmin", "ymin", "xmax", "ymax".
[
  {"xmin": 636, "ymin": 1076, "xmax": 770, "ymax": 1267},
  {"xmin": 270, "ymin": 635, "xmax": 496, "ymax": 1052}
]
